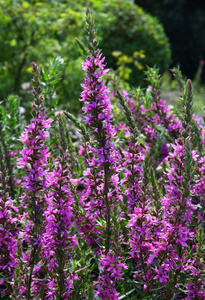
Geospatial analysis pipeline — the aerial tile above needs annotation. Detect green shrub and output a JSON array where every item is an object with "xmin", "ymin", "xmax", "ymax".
[
  {"xmin": 0, "ymin": 0, "xmax": 86, "ymax": 114},
  {"xmin": 98, "ymin": 0, "xmax": 171, "ymax": 86},
  {"xmin": 0, "ymin": 0, "xmax": 171, "ymax": 115}
]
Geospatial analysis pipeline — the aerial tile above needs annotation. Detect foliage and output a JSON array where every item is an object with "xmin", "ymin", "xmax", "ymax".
[
  {"xmin": 98, "ymin": 0, "xmax": 171, "ymax": 87},
  {"xmin": 112, "ymin": 50, "xmax": 146, "ymax": 81},
  {"xmin": 0, "ymin": 0, "xmax": 86, "ymax": 113},
  {"xmin": 161, "ymin": 63, "xmax": 205, "ymax": 118},
  {"xmin": 0, "ymin": 9, "xmax": 204, "ymax": 300},
  {"xmin": 0, "ymin": 0, "xmax": 171, "ymax": 115}
]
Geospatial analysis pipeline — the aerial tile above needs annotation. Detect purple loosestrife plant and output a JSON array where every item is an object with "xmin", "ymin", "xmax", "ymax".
[
  {"xmin": 76, "ymin": 9, "xmax": 127, "ymax": 298},
  {"xmin": 43, "ymin": 164, "xmax": 77, "ymax": 299},
  {"xmin": 13, "ymin": 62, "xmax": 52, "ymax": 300},
  {"xmin": 42, "ymin": 114, "xmax": 78, "ymax": 299},
  {"xmin": 120, "ymin": 72, "xmax": 205, "ymax": 298},
  {"xmin": 79, "ymin": 9, "xmax": 121, "ymax": 253},
  {"xmin": 115, "ymin": 91, "xmax": 147, "ymax": 214},
  {"xmin": 0, "ymin": 10, "xmax": 205, "ymax": 300},
  {"xmin": 0, "ymin": 144, "xmax": 18, "ymax": 296},
  {"xmin": 0, "ymin": 194, "xmax": 18, "ymax": 296}
]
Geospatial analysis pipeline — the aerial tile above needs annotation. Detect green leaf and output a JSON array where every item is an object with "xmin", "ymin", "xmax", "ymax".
[
  {"xmin": 118, "ymin": 128, "xmax": 126, "ymax": 138},
  {"xmin": 48, "ymin": 79, "xmax": 60, "ymax": 86},
  {"xmin": 119, "ymin": 289, "xmax": 135, "ymax": 299},
  {"xmin": 39, "ymin": 282, "xmax": 46, "ymax": 299},
  {"xmin": 10, "ymin": 39, "xmax": 16, "ymax": 47}
]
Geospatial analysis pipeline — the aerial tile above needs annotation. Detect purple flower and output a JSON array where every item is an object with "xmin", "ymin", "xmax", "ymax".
[
  {"xmin": 78, "ymin": 18, "xmax": 123, "ymax": 255},
  {"xmin": 42, "ymin": 154, "xmax": 77, "ymax": 298},
  {"xmin": 15, "ymin": 91, "xmax": 52, "ymax": 297},
  {"xmin": 0, "ymin": 197, "xmax": 18, "ymax": 295},
  {"xmin": 158, "ymin": 143, "xmax": 169, "ymax": 163},
  {"xmin": 80, "ymin": 52, "xmax": 115, "ymax": 142},
  {"xmin": 93, "ymin": 251, "xmax": 127, "ymax": 299},
  {"xmin": 153, "ymin": 266, "xmax": 169, "ymax": 284}
]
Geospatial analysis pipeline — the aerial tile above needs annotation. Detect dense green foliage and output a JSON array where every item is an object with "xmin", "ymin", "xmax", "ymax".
[
  {"xmin": 99, "ymin": 0, "xmax": 171, "ymax": 86},
  {"xmin": 0, "ymin": 0, "xmax": 86, "ymax": 114},
  {"xmin": 0, "ymin": 0, "xmax": 171, "ymax": 115}
]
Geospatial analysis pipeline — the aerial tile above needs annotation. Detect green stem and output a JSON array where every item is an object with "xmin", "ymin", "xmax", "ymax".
[
  {"xmin": 104, "ymin": 163, "xmax": 111, "ymax": 254},
  {"xmin": 0, "ymin": 128, "xmax": 15, "ymax": 199},
  {"xmin": 27, "ymin": 245, "xmax": 37, "ymax": 300}
]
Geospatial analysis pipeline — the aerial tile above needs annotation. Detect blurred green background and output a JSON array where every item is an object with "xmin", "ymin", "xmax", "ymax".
[{"xmin": 0, "ymin": 0, "xmax": 170, "ymax": 113}]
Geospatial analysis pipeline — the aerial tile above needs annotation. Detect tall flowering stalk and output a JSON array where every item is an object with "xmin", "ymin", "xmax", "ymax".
[
  {"xmin": 43, "ymin": 113, "xmax": 78, "ymax": 299},
  {"xmin": 77, "ymin": 9, "xmax": 127, "ymax": 299},
  {"xmin": 116, "ymin": 91, "xmax": 146, "ymax": 213},
  {"xmin": 0, "ymin": 143, "xmax": 18, "ymax": 296},
  {"xmin": 14, "ymin": 62, "xmax": 52, "ymax": 299},
  {"xmin": 80, "ymin": 9, "xmax": 120, "ymax": 253}
]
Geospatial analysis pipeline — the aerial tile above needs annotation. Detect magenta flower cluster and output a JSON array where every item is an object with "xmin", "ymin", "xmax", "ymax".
[{"xmin": 93, "ymin": 251, "xmax": 127, "ymax": 299}]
